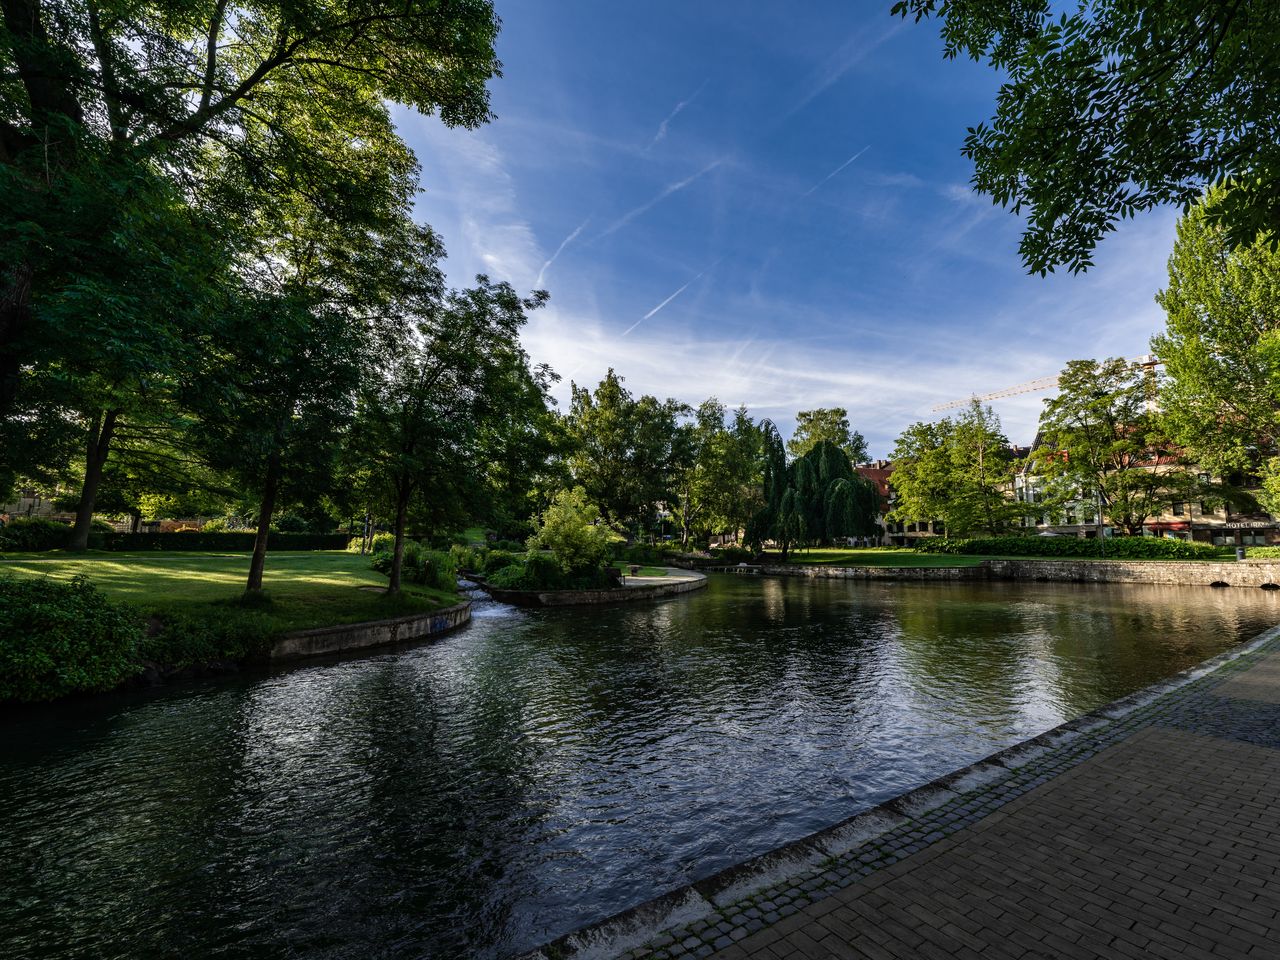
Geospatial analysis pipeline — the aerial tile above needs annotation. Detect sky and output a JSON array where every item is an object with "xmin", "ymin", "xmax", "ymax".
[{"xmin": 396, "ymin": 1, "xmax": 1179, "ymax": 458}]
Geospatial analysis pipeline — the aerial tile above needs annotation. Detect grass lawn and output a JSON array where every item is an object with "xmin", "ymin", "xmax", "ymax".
[{"xmin": 0, "ymin": 550, "xmax": 459, "ymax": 632}]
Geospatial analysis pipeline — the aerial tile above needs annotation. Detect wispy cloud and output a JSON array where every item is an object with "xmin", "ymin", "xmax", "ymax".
[
  {"xmin": 598, "ymin": 158, "xmax": 724, "ymax": 238},
  {"xmin": 535, "ymin": 217, "xmax": 590, "ymax": 288},
  {"xmin": 801, "ymin": 145, "xmax": 871, "ymax": 198},
  {"xmin": 648, "ymin": 80, "xmax": 708, "ymax": 149}
]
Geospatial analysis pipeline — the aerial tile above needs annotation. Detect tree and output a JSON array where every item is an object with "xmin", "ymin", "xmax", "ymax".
[
  {"xmin": 1034, "ymin": 358, "xmax": 1198, "ymax": 536},
  {"xmin": 890, "ymin": 401, "xmax": 1024, "ymax": 537},
  {"xmin": 526, "ymin": 487, "xmax": 613, "ymax": 575},
  {"xmin": 895, "ymin": 1, "xmax": 1280, "ymax": 273},
  {"xmin": 1, "ymin": 0, "xmax": 500, "ymax": 426},
  {"xmin": 1153, "ymin": 189, "xmax": 1280, "ymax": 512},
  {"xmin": 787, "ymin": 408, "xmax": 868, "ymax": 463},
  {"xmin": 353, "ymin": 276, "xmax": 548, "ymax": 595},
  {"xmin": 749, "ymin": 428, "xmax": 878, "ymax": 558},
  {"xmin": 564, "ymin": 371, "xmax": 688, "ymax": 532},
  {"xmin": 670, "ymin": 402, "xmax": 766, "ymax": 547}
]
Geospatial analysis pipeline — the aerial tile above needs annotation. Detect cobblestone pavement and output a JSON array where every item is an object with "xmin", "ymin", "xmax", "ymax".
[{"xmin": 593, "ymin": 629, "xmax": 1280, "ymax": 960}]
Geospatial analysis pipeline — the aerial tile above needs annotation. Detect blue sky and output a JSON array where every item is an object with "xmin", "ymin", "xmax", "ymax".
[{"xmin": 397, "ymin": 1, "xmax": 1178, "ymax": 457}]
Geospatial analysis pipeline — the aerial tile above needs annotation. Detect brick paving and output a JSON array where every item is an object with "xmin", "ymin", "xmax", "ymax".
[{"xmin": 586, "ymin": 628, "xmax": 1280, "ymax": 960}]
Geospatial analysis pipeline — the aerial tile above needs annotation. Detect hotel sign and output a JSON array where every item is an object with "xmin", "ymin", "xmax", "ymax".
[{"xmin": 1224, "ymin": 520, "xmax": 1275, "ymax": 529}]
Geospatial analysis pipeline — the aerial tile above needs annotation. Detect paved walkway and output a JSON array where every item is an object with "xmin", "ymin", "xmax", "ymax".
[{"xmin": 599, "ymin": 627, "xmax": 1280, "ymax": 960}]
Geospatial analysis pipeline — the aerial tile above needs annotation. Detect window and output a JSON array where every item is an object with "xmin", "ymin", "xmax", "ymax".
[{"xmin": 1172, "ymin": 502, "xmax": 1184, "ymax": 516}]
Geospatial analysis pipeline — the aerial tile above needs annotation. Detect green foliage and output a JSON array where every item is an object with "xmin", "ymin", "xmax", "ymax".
[
  {"xmin": 485, "ymin": 552, "xmax": 612, "ymax": 591},
  {"xmin": 565, "ymin": 369, "xmax": 689, "ymax": 530},
  {"xmin": 1035, "ymin": 359, "xmax": 1199, "ymax": 536},
  {"xmin": 1242, "ymin": 546, "xmax": 1280, "ymax": 559},
  {"xmin": 715, "ymin": 546, "xmax": 755, "ymax": 564},
  {"xmin": 895, "ymin": 1, "xmax": 1280, "ymax": 272},
  {"xmin": 491, "ymin": 539, "xmax": 526, "ymax": 552},
  {"xmin": 749, "ymin": 429, "xmax": 879, "ymax": 556},
  {"xmin": 449, "ymin": 543, "xmax": 488, "ymax": 572},
  {"xmin": 916, "ymin": 536, "xmax": 1224, "ymax": 561},
  {"xmin": 348, "ymin": 532, "xmax": 397, "ymax": 555},
  {"xmin": 786, "ymin": 408, "xmax": 868, "ymax": 463},
  {"xmin": 0, "ymin": 576, "xmax": 143, "ymax": 702},
  {"xmin": 1154, "ymin": 189, "xmax": 1280, "ymax": 513},
  {"xmin": 890, "ymin": 401, "xmax": 1027, "ymax": 537},
  {"xmin": 621, "ymin": 544, "xmax": 664, "ymax": 565},
  {"xmin": 482, "ymin": 549, "xmax": 522, "ymax": 574},
  {"xmin": 370, "ymin": 541, "xmax": 456, "ymax": 591},
  {"xmin": 0, "ymin": 517, "xmax": 72, "ymax": 552},
  {"xmin": 526, "ymin": 487, "xmax": 614, "ymax": 574},
  {"xmin": 104, "ymin": 532, "xmax": 349, "ymax": 551},
  {"xmin": 139, "ymin": 609, "xmax": 276, "ymax": 669}
]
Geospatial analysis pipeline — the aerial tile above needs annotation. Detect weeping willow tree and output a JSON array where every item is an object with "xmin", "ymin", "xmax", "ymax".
[{"xmin": 747, "ymin": 425, "xmax": 878, "ymax": 559}]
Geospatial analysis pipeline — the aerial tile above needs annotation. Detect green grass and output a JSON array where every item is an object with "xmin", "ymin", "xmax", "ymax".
[{"xmin": 0, "ymin": 550, "xmax": 459, "ymax": 631}]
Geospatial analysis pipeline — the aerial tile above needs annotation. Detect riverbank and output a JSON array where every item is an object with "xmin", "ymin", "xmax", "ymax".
[
  {"xmin": 479, "ymin": 567, "xmax": 707, "ymax": 607},
  {"xmin": 527, "ymin": 621, "xmax": 1280, "ymax": 960},
  {"xmin": 767, "ymin": 557, "xmax": 1280, "ymax": 588}
]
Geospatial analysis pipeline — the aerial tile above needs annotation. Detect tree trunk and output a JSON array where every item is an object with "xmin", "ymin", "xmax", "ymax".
[
  {"xmin": 128, "ymin": 508, "xmax": 140, "ymax": 533},
  {"xmin": 69, "ymin": 409, "xmax": 118, "ymax": 550},
  {"xmin": 245, "ymin": 446, "xmax": 282, "ymax": 593},
  {"xmin": 388, "ymin": 491, "xmax": 410, "ymax": 595}
]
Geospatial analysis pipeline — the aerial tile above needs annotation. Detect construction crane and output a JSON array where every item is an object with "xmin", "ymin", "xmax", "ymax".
[{"xmin": 932, "ymin": 355, "xmax": 1160, "ymax": 412}]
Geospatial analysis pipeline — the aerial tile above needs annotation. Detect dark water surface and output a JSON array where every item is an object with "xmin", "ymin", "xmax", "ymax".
[{"xmin": 3, "ymin": 576, "xmax": 1278, "ymax": 959}]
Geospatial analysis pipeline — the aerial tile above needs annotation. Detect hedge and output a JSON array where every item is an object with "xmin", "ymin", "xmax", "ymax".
[
  {"xmin": 914, "ymin": 535, "xmax": 1226, "ymax": 560},
  {"xmin": 0, "ymin": 575, "xmax": 144, "ymax": 701},
  {"xmin": 103, "ymin": 532, "xmax": 351, "ymax": 551}
]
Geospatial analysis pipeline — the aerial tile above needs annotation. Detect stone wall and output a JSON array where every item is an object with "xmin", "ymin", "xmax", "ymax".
[
  {"xmin": 270, "ymin": 601, "xmax": 472, "ymax": 661},
  {"xmin": 764, "ymin": 560, "xmax": 1280, "ymax": 589}
]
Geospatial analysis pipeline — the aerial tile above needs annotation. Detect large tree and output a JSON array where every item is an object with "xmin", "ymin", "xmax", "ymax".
[
  {"xmin": 564, "ymin": 370, "xmax": 688, "ymax": 533},
  {"xmin": 890, "ymin": 401, "xmax": 1024, "ymax": 537},
  {"xmin": 1153, "ymin": 189, "xmax": 1280, "ymax": 513},
  {"xmin": 1, "ymin": 0, "xmax": 502, "ymax": 488},
  {"xmin": 895, "ymin": 0, "xmax": 1280, "ymax": 273},
  {"xmin": 786, "ymin": 407, "xmax": 868, "ymax": 463},
  {"xmin": 1034, "ymin": 358, "xmax": 1198, "ymax": 535}
]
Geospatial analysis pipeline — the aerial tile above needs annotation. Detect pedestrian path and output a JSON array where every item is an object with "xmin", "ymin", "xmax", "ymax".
[{"xmin": 588, "ymin": 626, "xmax": 1280, "ymax": 960}]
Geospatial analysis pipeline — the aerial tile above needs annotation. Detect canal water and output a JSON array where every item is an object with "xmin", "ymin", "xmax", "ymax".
[{"xmin": 3, "ymin": 576, "xmax": 1277, "ymax": 959}]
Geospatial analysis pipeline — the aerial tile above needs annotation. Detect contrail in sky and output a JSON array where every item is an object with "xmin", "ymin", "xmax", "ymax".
[
  {"xmin": 535, "ymin": 217, "xmax": 590, "ymax": 287},
  {"xmin": 649, "ymin": 80, "xmax": 709, "ymax": 148},
  {"xmin": 599, "ymin": 158, "xmax": 723, "ymax": 238},
  {"xmin": 801, "ymin": 145, "xmax": 871, "ymax": 198},
  {"xmin": 621, "ymin": 260, "xmax": 721, "ymax": 337}
]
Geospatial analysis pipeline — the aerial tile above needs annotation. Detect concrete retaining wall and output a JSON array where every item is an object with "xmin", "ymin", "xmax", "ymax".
[
  {"xmin": 270, "ymin": 601, "xmax": 472, "ymax": 661},
  {"xmin": 764, "ymin": 560, "xmax": 1280, "ymax": 588}
]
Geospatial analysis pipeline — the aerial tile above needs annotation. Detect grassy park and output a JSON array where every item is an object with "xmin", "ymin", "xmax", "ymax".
[{"xmin": 0, "ymin": 550, "xmax": 458, "ymax": 632}]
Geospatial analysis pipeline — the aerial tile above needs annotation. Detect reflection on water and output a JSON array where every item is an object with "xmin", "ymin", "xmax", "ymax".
[{"xmin": 2, "ymin": 577, "xmax": 1276, "ymax": 959}]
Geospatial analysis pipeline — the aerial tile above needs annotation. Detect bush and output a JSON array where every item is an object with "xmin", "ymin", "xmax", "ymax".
[
  {"xmin": 1242, "ymin": 546, "xmax": 1280, "ymax": 559},
  {"xmin": 370, "ymin": 540, "xmax": 457, "ymax": 591},
  {"xmin": 450, "ymin": 543, "xmax": 487, "ymax": 572},
  {"xmin": 103, "ymin": 531, "xmax": 350, "ymax": 551},
  {"xmin": 0, "ymin": 576, "xmax": 144, "ymax": 701},
  {"xmin": 0, "ymin": 517, "xmax": 73, "ymax": 552},
  {"xmin": 915, "ymin": 535, "xmax": 1225, "ymax": 560},
  {"xmin": 491, "ymin": 538, "xmax": 525, "ymax": 552},
  {"xmin": 527, "ymin": 488, "xmax": 614, "ymax": 573},
  {"xmin": 715, "ymin": 546, "xmax": 755, "ymax": 564},
  {"xmin": 139, "ymin": 608, "xmax": 276, "ymax": 669},
  {"xmin": 485, "ymin": 553, "xmax": 613, "ymax": 591},
  {"xmin": 482, "ymin": 549, "xmax": 521, "ymax": 574},
  {"xmin": 622, "ymin": 544, "xmax": 663, "ymax": 565},
  {"xmin": 275, "ymin": 514, "xmax": 310, "ymax": 533}
]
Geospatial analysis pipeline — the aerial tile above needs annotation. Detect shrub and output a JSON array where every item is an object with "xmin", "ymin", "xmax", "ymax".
[
  {"xmin": 491, "ymin": 538, "xmax": 525, "ymax": 552},
  {"xmin": 0, "ymin": 576, "xmax": 144, "ymax": 701},
  {"xmin": 482, "ymin": 549, "xmax": 521, "ymax": 574},
  {"xmin": 526, "ymin": 488, "xmax": 614, "ymax": 573},
  {"xmin": 622, "ymin": 544, "xmax": 663, "ymax": 565},
  {"xmin": 485, "ymin": 553, "xmax": 613, "ymax": 591},
  {"xmin": 485, "ymin": 563, "xmax": 534, "ymax": 589},
  {"xmin": 370, "ymin": 541, "xmax": 457, "ymax": 591},
  {"xmin": 715, "ymin": 546, "xmax": 755, "ymax": 564},
  {"xmin": 139, "ymin": 608, "xmax": 276, "ymax": 669},
  {"xmin": 450, "ymin": 543, "xmax": 487, "ymax": 572},
  {"xmin": 0, "ymin": 517, "xmax": 73, "ymax": 552},
  {"xmin": 1242, "ymin": 546, "xmax": 1280, "ymax": 559},
  {"xmin": 275, "ymin": 514, "xmax": 310, "ymax": 533},
  {"xmin": 915, "ymin": 535, "xmax": 1225, "ymax": 560}
]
